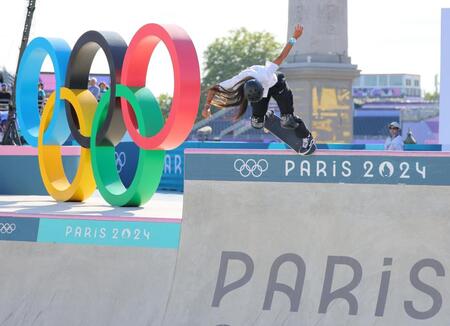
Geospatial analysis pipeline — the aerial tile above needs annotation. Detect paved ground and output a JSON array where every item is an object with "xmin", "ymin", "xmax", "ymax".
[{"xmin": 0, "ymin": 191, "xmax": 183, "ymax": 220}]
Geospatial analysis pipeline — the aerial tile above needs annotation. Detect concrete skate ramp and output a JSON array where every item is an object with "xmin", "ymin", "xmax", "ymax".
[
  {"xmin": 0, "ymin": 193, "xmax": 182, "ymax": 326},
  {"xmin": 0, "ymin": 242, "xmax": 176, "ymax": 325},
  {"xmin": 164, "ymin": 149, "xmax": 450, "ymax": 326},
  {"xmin": 2, "ymin": 150, "xmax": 450, "ymax": 325}
]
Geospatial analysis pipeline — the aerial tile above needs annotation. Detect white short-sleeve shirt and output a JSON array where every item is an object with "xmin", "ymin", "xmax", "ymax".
[
  {"xmin": 384, "ymin": 135, "xmax": 404, "ymax": 151},
  {"xmin": 219, "ymin": 61, "xmax": 279, "ymax": 98}
]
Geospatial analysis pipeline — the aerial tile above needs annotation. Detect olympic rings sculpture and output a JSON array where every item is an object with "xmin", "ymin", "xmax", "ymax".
[
  {"xmin": 234, "ymin": 159, "xmax": 269, "ymax": 178},
  {"xmin": 16, "ymin": 24, "xmax": 200, "ymax": 207}
]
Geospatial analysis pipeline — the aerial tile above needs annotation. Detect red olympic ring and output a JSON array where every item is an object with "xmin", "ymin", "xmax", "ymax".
[{"xmin": 122, "ymin": 23, "xmax": 200, "ymax": 150}]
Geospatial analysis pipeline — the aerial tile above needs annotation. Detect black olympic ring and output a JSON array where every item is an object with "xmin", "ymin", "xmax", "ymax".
[{"xmin": 65, "ymin": 30, "xmax": 128, "ymax": 148}]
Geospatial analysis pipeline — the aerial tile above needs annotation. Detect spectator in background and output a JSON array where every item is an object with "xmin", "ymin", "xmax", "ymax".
[
  {"xmin": 0, "ymin": 119, "xmax": 6, "ymax": 142},
  {"xmin": 99, "ymin": 81, "xmax": 109, "ymax": 99},
  {"xmin": 38, "ymin": 82, "xmax": 46, "ymax": 114},
  {"xmin": 0, "ymin": 83, "xmax": 11, "ymax": 101},
  {"xmin": 0, "ymin": 84, "xmax": 11, "ymax": 112},
  {"xmin": 88, "ymin": 77, "xmax": 100, "ymax": 100},
  {"xmin": 384, "ymin": 121, "xmax": 404, "ymax": 151}
]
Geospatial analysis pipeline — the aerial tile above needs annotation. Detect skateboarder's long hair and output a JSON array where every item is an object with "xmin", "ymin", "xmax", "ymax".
[{"xmin": 209, "ymin": 77, "xmax": 253, "ymax": 120}]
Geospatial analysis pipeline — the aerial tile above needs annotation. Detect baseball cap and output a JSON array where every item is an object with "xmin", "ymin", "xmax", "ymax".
[{"xmin": 389, "ymin": 121, "xmax": 401, "ymax": 129}]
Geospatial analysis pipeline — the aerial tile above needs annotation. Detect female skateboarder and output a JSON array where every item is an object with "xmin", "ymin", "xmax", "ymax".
[{"xmin": 202, "ymin": 24, "xmax": 315, "ymax": 155}]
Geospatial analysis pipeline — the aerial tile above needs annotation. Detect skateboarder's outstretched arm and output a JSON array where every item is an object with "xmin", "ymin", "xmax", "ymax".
[{"xmin": 272, "ymin": 24, "xmax": 303, "ymax": 66}]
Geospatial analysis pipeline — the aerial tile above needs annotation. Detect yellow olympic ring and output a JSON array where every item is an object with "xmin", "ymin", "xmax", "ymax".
[{"xmin": 38, "ymin": 88, "xmax": 97, "ymax": 201}]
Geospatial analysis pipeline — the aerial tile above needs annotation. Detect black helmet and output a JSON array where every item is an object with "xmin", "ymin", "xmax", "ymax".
[{"xmin": 244, "ymin": 79, "xmax": 263, "ymax": 102}]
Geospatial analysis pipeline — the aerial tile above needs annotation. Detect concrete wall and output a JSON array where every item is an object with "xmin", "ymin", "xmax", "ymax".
[
  {"xmin": 0, "ymin": 242, "xmax": 177, "ymax": 325},
  {"xmin": 163, "ymin": 150, "xmax": 450, "ymax": 325},
  {"xmin": 1, "ymin": 149, "xmax": 450, "ymax": 325}
]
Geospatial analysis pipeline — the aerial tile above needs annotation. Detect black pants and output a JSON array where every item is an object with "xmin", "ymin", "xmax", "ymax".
[{"xmin": 252, "ymin": 72, "xmax": 310, "ymax": 138}]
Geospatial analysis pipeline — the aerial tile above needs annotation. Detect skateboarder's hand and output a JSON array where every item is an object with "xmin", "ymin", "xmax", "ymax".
[
  {"xmin": 202, "ymin": 104, "xmax": 212, "ymax": 118},
  {"xmin": 293, "ymin": 24, "xmax": 304, "ymax": 39}
]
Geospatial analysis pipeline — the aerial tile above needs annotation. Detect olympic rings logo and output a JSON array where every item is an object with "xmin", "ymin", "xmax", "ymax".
[
  {"xmin": 16, "ymin": 24, "xmax": 200, "ymax": 207},
  {"xmin": 0, "ymin": 223, "xmax": 16, "ymax": 234},
  {"xmin": 115, "ymin": 151, "xmax": 127, "ymax": 174},
  {"xmin": 234, "ymin": 159, "xmax": 269, "ymax": 178}
]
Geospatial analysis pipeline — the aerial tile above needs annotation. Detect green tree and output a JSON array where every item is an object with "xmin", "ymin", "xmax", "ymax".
[
  {"xmin": 157, "ymin": 93, "xmax": 172, "ymax": 120},
  {"xmin": 198, "ymin": 28, "xmax": 281, "ymax": 120},
  {"xmin": 424, "ymin": 91, "xmax": 439, "ymax": 102},
  {"xmin": 202, "ymin": 28, "xmax": 281, "ymax": 88}
]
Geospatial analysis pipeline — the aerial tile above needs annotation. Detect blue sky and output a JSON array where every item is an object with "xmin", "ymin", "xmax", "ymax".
[{"xmin": 1, "ymin": 0, "xmax": 448, "ymax": 95}]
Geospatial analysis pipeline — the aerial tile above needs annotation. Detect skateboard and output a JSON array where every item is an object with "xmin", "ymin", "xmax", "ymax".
[{"xmin": 264, "ymin": 110, "xmax": 316, "ymax": 155}]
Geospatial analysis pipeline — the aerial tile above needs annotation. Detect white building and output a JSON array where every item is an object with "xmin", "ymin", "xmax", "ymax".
[{"xmin": 353, "ymin": 74, "xmax": 421, "ymax": 99}]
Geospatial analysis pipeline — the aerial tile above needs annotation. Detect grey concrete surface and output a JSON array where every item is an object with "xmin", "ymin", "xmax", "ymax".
[
  {"xmin": 163, "ymin": 180, "xmax": 450, "ymax": 325},
  {"xmin": 1, "ymin": 177, "xmax": 450, "ymax": 325},
  {"xmin": 0, "ymin": 242, "xmax": 177, "ymax": 326}
]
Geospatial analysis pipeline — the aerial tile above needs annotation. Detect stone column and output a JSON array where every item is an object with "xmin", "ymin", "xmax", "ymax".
[{"xmin": 280, "ymin": 0, "xmax": 359, "ymax": 143}]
